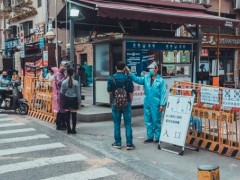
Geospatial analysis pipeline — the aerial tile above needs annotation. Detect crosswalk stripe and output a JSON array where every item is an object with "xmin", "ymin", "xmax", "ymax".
[
  {"xmin": 0, "ymin": 143, "xmax": 65, "ymax": 156},
  {"xmin": 0, "ymin": 153, "xmax": 87, "ymax": 174},
  {"xmin": 0, "ymin": 114, "xmax": 8, "ymax": 117},
  {"xmin": 0, "ymin": 118, "xmax": 15, "ymax": 122},
  {"xmin": 0, "ymin": 128, "xmax": 36, "ymax": 135},
  {"xmin": 0, "ymin": 122, "xmax": 25, "ymax": 128},
  {"xmin": 42, "ymin": 167, "xmax": 117, "ymax": 180},
  {"xmin": 0, "ymin": 134, "xmax": 49, "ymax": 144}
]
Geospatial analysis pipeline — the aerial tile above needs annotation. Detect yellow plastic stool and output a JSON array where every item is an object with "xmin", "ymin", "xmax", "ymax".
[{"xmin": 198, "ymin": 165, "xmax": 220, "ymax": 180}]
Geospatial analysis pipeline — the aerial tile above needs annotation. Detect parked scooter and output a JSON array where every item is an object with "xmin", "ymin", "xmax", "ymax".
[{"xmin": 0, "ymin": 80, "xmax": 29, "ymax": 115}]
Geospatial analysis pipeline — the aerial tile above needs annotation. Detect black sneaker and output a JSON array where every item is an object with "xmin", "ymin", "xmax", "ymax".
[
  {"xmin": 67, "ymin": 129, "xmax": 72, "ymax": 134},
  {"xmin": 56, "ymin": 127, "xmax": 66, "ymax": 131},
  {"xmin": 155, "ymin": 140, "xmax": 159, "ymax": 143},
  {"xmin": 144, "ymin": 139, "xmax": 154, "ymax": 143},
  {"xmin": 71, "ymin": 129, "xmax": 77, "ymax": 134},
  {"xmin": 112, "ymin": 143, "xmax": 122, "ymax": 149},
  {"xmin": 126, "ymin": 144, "xmax": 136, "ymax": 150}
]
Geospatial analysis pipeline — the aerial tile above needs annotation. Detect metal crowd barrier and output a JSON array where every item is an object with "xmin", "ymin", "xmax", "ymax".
[
  {"xmin": 172, "ymin": 81, "xmax": 240, "ymax": 159},
  {"xmin": 23, "ymin": 77, "xmax": 56, "ymax": 123}
]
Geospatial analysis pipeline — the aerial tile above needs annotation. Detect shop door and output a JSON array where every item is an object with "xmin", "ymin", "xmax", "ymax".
[{"xmin": 80, "ymin": 53, "xmax": 87, "ymax": 65}]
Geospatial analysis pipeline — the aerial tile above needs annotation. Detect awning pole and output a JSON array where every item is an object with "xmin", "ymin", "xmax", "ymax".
[
  {"xmin": 70, "ymin": 3, "xmax": 74, "ymax": 68},
  {"xmin": 55, "ymin": 0, "xmax": 59, "ymax": 67},
  {"xmin": 216, "ymin": 0, "xmax": 222, "ymax": 79}
]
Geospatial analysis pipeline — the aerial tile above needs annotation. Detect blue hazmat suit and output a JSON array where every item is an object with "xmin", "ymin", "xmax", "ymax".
[{"xmin": 130, "ymin": 73, "xmax": 166, "ymax": 141}]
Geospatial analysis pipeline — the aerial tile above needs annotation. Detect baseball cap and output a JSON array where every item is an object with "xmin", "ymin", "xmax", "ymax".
[
  {"xmin": 147, "ymin": 61, "xmax": 158, "ymax": 69},
  {"xmin": 60, "ymin": 60, "xmax": 70, "ymax": 65}
]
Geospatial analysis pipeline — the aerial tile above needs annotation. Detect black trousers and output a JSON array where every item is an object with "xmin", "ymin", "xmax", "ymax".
[
  {"xmin": 56, "ymin": 112, "xmax": 66, "ymax": 129},
  {"xmin": 65, "ymin": 111, "xmax": 77, "ymax": 131}
]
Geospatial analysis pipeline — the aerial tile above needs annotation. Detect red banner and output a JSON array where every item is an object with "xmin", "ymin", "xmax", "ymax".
[{"xmin": 25, "ymin": 58, "xmax": 43, "ymax": 77}]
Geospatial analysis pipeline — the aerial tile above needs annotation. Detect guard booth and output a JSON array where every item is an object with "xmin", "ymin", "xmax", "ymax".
[
  {"xmin": 93, "ymin": 37, "xmax": 194, "ymax": 106},
  {"xmin": 54, "ymin": 0, "xmax": 240, "ymax": 106}
]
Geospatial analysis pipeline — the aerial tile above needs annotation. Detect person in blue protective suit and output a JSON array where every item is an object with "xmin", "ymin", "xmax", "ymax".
[{"xmin": 126, "ymin": 61, "xmax": 166, "ymax": 143}]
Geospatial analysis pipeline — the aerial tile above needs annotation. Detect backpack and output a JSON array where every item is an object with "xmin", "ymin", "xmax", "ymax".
[{"xmin": 112, "ymin": 76, "xmax": 128, "ymax": 109}]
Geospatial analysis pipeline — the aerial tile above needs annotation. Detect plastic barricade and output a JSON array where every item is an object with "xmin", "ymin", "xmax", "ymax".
[
  {"xmin": 173, "ymin": 80, "xmax": 240, "ymax": 159},
  {"xmin": 23, "ymin": 77, "xmax": 56, "ymax": 123}
]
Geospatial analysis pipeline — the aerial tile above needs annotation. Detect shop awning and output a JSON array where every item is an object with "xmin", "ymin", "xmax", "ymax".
[{"xmin": 67, "ymin": 0, "xmax": 240, "ymax": 28}]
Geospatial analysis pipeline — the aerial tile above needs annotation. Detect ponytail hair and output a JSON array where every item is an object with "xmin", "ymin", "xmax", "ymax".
[{"xmin": 67, "ymin": 68, "xmax": 74, "ymax": 88}]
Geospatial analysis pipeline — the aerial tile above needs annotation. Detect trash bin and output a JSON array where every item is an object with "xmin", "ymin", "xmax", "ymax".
[{"xmin": 198, "ymin": 165, "xmax": 219, "ymax": 180}]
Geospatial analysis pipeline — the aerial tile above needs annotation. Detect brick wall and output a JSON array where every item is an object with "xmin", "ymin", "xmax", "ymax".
[{"xmin": 75, "ymin": 43, "xmax": 93, "ymax": 65}]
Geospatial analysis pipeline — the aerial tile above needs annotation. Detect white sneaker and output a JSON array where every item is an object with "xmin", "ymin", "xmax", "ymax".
[{"xmin": 1, "ymin": 100, "xmax": 6, "ymax": 107}]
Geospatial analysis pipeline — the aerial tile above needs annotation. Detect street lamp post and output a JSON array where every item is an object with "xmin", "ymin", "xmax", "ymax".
[
  {"xmin": 69, "ymin": 3, "xmax": 80, "ymax": 69},
  {"xmin": 45, "ymin": 31, "xmax": 57, "ymax": 67},
  {"xmin": 45, "ymin": 31, "xmax": 56, "ymax": 43}
]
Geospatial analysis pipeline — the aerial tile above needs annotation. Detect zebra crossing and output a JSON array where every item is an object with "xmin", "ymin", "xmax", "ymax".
[{"xmin": 0, "ymin": 113, "xmax": 117, "ymax": 180}]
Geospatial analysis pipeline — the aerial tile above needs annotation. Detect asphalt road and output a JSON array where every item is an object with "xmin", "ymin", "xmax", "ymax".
[
  {"xmin": 0, "ymin": 111, "xmax": 240, "ymax": 180},
  {"xmin": 0, "ymin": 112, "xmax": 150, "ymax": 180}
]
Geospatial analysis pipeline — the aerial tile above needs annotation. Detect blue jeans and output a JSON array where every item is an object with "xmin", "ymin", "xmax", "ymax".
[{"xmin": 112, "ymin": 102, "xmax": 133, "ymax": 146}]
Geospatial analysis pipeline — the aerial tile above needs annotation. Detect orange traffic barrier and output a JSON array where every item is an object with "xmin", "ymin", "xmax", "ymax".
[
  {"xmin": 23, "ymin": 77, "xmax": 56, "ymax": 123},
  {"xmin": 173, "ymin": 80, "xmax": 240, "ymax": 160}
]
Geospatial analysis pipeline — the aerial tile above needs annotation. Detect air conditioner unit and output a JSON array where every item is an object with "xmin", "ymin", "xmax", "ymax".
[
  {"xmin": 29, "ymin": 28, "xmax": 35, "ymax": 34},
  {"xmin": 181, "ymin": 0, "xmax": 192, "ymax": 3},
  {"xmin": 234, "ymin": 0, "xmax": 240, "ymax": 9},
  {"xmin": 197, "ymin": 0, "xmax": 211, "ymax": 5}
]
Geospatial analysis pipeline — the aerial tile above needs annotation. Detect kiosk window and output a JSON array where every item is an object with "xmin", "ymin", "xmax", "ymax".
[
  {"xmin": 95, "ymin": 44, "xmax": 110, "ymax": 77},
  {"xmin": 162, "ymin": 50, "xmax": 190, "ymax": 63},
  {"xmin": 176, "ymin": 65, "xmax": 190, "ymax": 76},
  {"xmin": 162, "ymin": 64, "xmax": 175, "ymax": 77}
]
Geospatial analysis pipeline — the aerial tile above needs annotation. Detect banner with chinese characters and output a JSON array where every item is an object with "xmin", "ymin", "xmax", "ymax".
[
  {"xmin": 222, "ymin": 89, "xmax": 240, "ymax": 107},
  {"xmin": 160, "ymin": 95, "xmax": 195, "ymax": 147},
  {"xmin": 132, "ymin": 82, "xmax": 144, "ymax": 106},
  {"xmin": 200, "ymin": 87, "xmax": 219, "ymax": 104},
  {"xmin": 202, "ymin": 33, "xmax": 240, "ymax": 49}
]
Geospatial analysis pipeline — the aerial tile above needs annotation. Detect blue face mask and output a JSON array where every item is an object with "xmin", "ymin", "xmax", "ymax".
[{"xmin": 149, "ymin": 69, "xmax": 155, "ymax": 76}]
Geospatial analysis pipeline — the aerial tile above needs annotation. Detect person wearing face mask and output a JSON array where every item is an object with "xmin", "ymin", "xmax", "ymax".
[
  {"xmin": 0, "ymin": 71, "xmax": 11, "ymax": 107},
  {"xmin": 53, "ymin": 61, "xmax": 69, "ymax": 130},
  {"xmin": 126, "ymin": 61, "xmax": 166, "ymax": 144}
]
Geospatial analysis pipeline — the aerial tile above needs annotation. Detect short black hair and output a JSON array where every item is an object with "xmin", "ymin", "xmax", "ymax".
[{"xmin": 116, "ymin": 61, "xmax": 125, "ymax": 70}]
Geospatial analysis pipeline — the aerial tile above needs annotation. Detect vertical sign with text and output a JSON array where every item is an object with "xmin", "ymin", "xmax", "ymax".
[{"xmin": 43, "ymin": 51, "xmax": 48, "ymax": 66}]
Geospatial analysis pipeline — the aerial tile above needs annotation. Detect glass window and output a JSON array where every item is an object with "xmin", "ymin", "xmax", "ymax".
[
  {"xmin": 38, "ymin": 0, "xmax": 41, "ymax": 8},
  {"xmin": 95, "ymin": 44, "xmax": 109, "ymax": 77},
  {"xmin": 176, "ymin": 65, "xmax": 191, "ymax": 76},
  {"xmin": 161, "ymin": 64, "xmax": 175, "ymax": 77},
  {"xmin": 162, "ymin": 50, "xmax": 190, "ymax": 63}
]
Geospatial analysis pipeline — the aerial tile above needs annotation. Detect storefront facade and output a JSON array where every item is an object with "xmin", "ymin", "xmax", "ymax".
[{"xmin": 200, "ymin": 33, "xmax": 240, "ymax": 87}]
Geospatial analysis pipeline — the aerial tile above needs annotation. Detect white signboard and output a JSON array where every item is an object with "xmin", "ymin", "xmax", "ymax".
[
  {"xmin": 200, "ymin": 87, "xmax": 219, "ymax": 104},
  {"xmin": 160, "ymin": 95, "xmax": 195, "ymax": 147},
  {"xmin": 132, "ymin": 82, "xmax": 144, "ymax": 106},
  {"xmin": 43, "ymin": 51, "xmax": 48, "ymax": 61},
  {"xmin": 20, "ymin": 43, "xmax": 25, "ymax": 58},
  {"xmin": 222, "ymin": 89, "xmax": 240, "ymax": 107}
]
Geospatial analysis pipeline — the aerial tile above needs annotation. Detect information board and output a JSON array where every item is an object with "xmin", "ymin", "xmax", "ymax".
[
  {"xmin": 222, "ymin": 89, "xmax": 240, "ymax": 107},
  {"xmin": 200, "ymin": 87, "xmax": 219, "ymax": 104},
  {"xmin": 160, "ymin": 95, "xmax": 195, "ymax": 147}
]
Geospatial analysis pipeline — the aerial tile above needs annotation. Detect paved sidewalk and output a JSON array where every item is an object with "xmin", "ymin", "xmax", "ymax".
[
  {"xmin": 77, "ymin": 86, "xmax": 143, "ymax": 122},
  {"xmin": 76, "ymin": 116, "xmax": 240, "ymax": 180}
]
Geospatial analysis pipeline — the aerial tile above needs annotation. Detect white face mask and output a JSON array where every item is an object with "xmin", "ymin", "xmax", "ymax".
[{"xmin": 149, "ymin": 69, "xmax": 155, "ymax": 75}]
